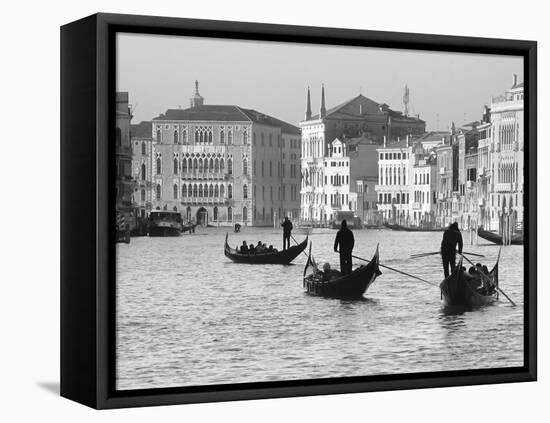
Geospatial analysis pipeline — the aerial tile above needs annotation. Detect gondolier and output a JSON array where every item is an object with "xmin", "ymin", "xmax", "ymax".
[
  {"xmin": 441, "ymin": 222, "xmax": 463, "ymax": 278},
  {"xmin": 334, "ymin": 220, "xmax": 355, "ymax": 274},
  {"xmin": 281, "ymin": 217, "xmax": 293, "ymax": 250}
]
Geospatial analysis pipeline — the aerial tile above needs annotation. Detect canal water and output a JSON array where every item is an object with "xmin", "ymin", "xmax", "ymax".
[{"xmin": 116, "ymin": 227, "xmax": 524, "ymax": 390}]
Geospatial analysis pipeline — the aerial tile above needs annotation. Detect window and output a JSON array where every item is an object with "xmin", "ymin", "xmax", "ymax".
[
  {"xmin": 243, "ymin": 207, "xmax": 248, "ymax": 221},
  {"xmin": 270, "ymin": 186, "xmax": 273, "ymax": 201},
  {"xmin": 253, "ymin": 160, "xmax": 256, "ymax": 175},
  {"xmin": 198, "ymin": 184, "xmax": 203, "ymax": 197},
  {"xmin": 182, "ymin": 130, "xmax": 187, "ymax": 144},
  {"xmin": 220, "ymin": 184, "xmax": 225, "ymax": 198},
  {"xmin": 156, "ymin": 184, "xmax": 161, "ymax": 200},
  {"xmin": 209, "ymin": 158, "xmax": 214, "ymax": 172},
  {"xmin": 228, "ymin": 158, "xmax": 233, "ymax": 175},
  {"xmin": 173, "ymin": 184, "xmax": 178, "ymax": 199},
  {"xmin": 141, "ymin": 142, "xmax": 146, "ymax": 155},
  {"xmin": 193, "ymin": 158, "xmax": 198, "ymax": 171},
  {"xmin": 209, "ymin": 184, "xmax": 214, "ymax": 197},
  {"xmin": 214, "ymin": 158, "xmax": 219, "ymax": 172},
  {"xmin": 214, "ymin": 185, "xmax": 219, "ymax": 197},
  {"xmin": 220, "ymin": 130, "xmax": 225, "ymax": 144},
  {"xmin": 269, "ymin": 161, "xmax": 273, "ymax": 177},
  {"xmin": 243, "ymin": 131, "xmax": 248, "ymax": 145},
  {"xmin": 182, "ymin": 159, "xmax": 187, "ymax": 172},
  {"xmin": 173, "ymin": 158, "xmax": 178, "ymax": 174},
  {"xmin": 228, "ymin": 131, "xmax": 233, "ymax": 145},
  {"xmin": 156, "ymin": 129, "xmax": 162, "ymax": 143},
  {"xmin": 243, "ymin": 184, "xmax": 248, "ymax": 199},
  {"xmin": 213, "ymin": 206, "xmax": 218, "ymax": 221},
  {"xmin": 141, "ymin": 163, "xmax": 146, "ymax": 181},
  {"xmin": 193, "ymin": 184, "xmax": 198, "ymax": 197},
  {"xmin": 243, "ymin": 158, "xmax": 248, "ymax": 175},
  {"xmin": 228, "ymin": 206, "xmax": 233, "ymax": 221},
  {"xmin": 220, "ymin": 158, "xmax": 225, "ymax": 172},
  {"xmin": 174, "ymin": 130, "xmax": 178, "ymax": 144},
  {"xmin": 182, "ymin": 184, "xmax": 187, "ymax": 197},
  {"xmin": 141, "ymin": 189, "xmax": 145, "ymax": 201},
  {"xmin": 228, "ymin": 184, "xmax": 233, "ymax": 199},
  {"xmin": 261, "ymin": 161, "xmax": 264, "ymax": 177},
  {"xmin": 156, "ymin": 158, "xmax": 162, "ymax": 175}
]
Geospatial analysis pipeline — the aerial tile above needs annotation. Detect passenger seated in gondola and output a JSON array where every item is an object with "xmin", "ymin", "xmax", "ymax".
[
  {"xmin": 240, "ymin": 241, "xmax": 249, "ymax": 254},
  {"xmin": 248, "ymin": 244, "xmax": 256, "ymax": 254},
  {"xmin": 268, "ymin": 245, "xmax": 277, "ymax": 253},
  {"xmin": 256, "ymin": 241, "xmax": 264, "ymax": 253}
]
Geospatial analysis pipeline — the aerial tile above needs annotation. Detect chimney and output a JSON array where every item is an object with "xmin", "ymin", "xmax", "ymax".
[{"xmin": 513, "ymin": 74, "xmax": 518, "ymax": 87}]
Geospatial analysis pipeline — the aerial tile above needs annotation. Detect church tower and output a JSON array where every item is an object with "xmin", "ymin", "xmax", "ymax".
[
  {"xmin": 305, "ymin": 86, "xmax": 312, "ymax": 120},
  {"xmin": 190, "ymin": 80, "xmax": 204, "ymax": 108},
  {"xmin": 320, "ymin": 84, "xmax": 326, "ymax": 119}
]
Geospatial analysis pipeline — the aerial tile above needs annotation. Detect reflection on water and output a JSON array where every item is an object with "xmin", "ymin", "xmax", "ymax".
[{"xmin": 116, "ymin": 227, "xmax": 524, "ymax": 390}]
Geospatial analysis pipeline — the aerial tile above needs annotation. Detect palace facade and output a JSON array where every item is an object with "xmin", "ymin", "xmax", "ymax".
[{"xmin": 149, "ymin": 82, "xmax": 301, "ymax": 226}]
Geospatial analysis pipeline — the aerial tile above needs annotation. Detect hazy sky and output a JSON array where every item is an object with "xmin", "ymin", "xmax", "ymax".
[{"xmin": 117, "ymin": 33, "xmax": 523, "ymax": 131}]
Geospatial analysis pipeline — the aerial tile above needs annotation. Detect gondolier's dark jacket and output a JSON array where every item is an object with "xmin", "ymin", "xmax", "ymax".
[
  {"xmin": 441, "ymin": 228, "xmax": 463, "ymax": 256},
  {"xmin": 281, "ymin": 220, "xmax": 293, "ymax": 235},
  {"xmin": 334, "ymin": 228, "xmax": 355, "ymax": 254}
]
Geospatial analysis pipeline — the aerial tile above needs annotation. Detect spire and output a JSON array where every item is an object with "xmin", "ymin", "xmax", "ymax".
[
  {"xmin": 320, "ymin": 84, "xmax": 326, "ymax": 119},
  {"xmin": 190, "ymin": 80, "xmax": 204, "ymax": 108},
  {"xmin": 305, "ymin": 86, "xmax": 312, "ymax": 120}
]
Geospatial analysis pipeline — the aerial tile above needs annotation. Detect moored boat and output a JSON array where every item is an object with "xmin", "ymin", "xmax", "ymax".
[
  {"xmin": 383, "ymin": 222, "xmax": 442, "ymax": 232},
  {"xmin": 224, "ymin": 233, "xmax": 307, "ymax": 265},
  {"xmin": 440, "ymin": 251, "xmax": 500, "ymax": 307},
  {"xmin": 148, "ymin": 210, "xmax": 184, "ymax": 237},
  {"xmin": 477, "ymin": 227, "xmax": 523, "ymax": 245},
  {"xmin": 303, "ymin": 245, "xmax": 382, "ymax": 299}
]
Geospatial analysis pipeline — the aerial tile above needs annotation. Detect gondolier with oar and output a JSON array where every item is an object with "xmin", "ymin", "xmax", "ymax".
[
  {"xmin": 281, "ymin": 216, "xmax": 293, "ymax": 250},
  {"xmin": 334, "ymin": 220, "xmax": 355, "ymax": 275},
  {"xmin": 441, "ymin": 222, "xmax": 463, "ymax": 278}
]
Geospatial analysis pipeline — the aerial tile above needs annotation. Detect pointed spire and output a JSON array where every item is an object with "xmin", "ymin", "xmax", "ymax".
[
  {"xmin": 305, "ymin": 86, "xmax": 312, "ymax": 121},
  {"xmin": 195, "ymin": 80, "xmax": 199, "ymax": 94},
  {"xmin": 320, "ymin": 84, "xmax": 326, "ymax": 119},
  {"xmin": 190, "ymin": 80, "xmax": 204, "ymax": 108}
]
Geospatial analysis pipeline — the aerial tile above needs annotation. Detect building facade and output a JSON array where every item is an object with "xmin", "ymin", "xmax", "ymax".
[
  {"xmin": 130, "ymin": 121, "xmax": 153, "ymax": 219},
  {"xmin": 115, "ymin": 92, "xmax": 136, "ymax": 224},
  {"xmin": 149, "ymin": 82, "xmax": 301, "ymax": 227}
]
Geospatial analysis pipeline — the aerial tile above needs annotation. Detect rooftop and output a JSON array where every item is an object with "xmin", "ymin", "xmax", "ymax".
[{"xmin": 131, "ymin": 121, "xmax": 153, "ymax": 139}]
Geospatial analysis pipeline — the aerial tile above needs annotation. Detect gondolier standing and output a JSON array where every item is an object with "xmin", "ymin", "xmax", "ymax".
[
  {"xmin": 441, "ymin": 222, "xmax": 463, "ymax": 278},
  {"xmin": 281, "ymin": 216, "xmax": 293, "ymax": 250},
  {"xmin": 334, "ymin": 220, "xmax": 355, "ymax": 274}
]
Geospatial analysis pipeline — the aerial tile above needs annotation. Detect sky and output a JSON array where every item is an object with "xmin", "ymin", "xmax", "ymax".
[{"xmin": 116, "ymin": 33, "xmax": 523, "ymax": 131}]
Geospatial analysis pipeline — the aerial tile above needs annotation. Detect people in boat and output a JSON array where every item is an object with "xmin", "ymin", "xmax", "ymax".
[
  {"xmin": 256, "ymin": 241, "xmax": 264, "ymax": 253},
  {"xmin": 440, "ymin": 222, "xmax": 463, "ymax": 278},
  {"xmin": 281, "ymin": 216, "xmax": 293, "ymax": 250},
  {"xmin": 334, "ymin": 220, "xmax": 355, "ymax": 275},
  {"xmin": 248, "ymin": 243, "xmax": 256, "ymax": 254},
  {"xmin": 240, "ymin": 241, "xmax": 249, "ymax": 254}
]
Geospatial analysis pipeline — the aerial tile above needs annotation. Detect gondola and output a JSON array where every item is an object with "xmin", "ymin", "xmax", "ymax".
[
  {"xmin": 439, "ymin": 250, "xmax": 500, "ymax": 307},
  {"xmin": 477, "ymin": 227, "xmax": 523, "ymax": 245},
  {"xmin": 383, "ymin": 222, "xmax": 442, "ymax": 232},
  {"xmin": 224, "ymin": 233, "xmax": 307, "ymax": 265},
  {"xmin": 303, "ymin": 244, "xmax": 382, "ymax": 299}
]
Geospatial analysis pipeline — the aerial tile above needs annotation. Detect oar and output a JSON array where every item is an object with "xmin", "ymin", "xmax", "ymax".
[
  {"xmin": 410, "ymin": 251, "xmax": 485, "ymax": 259},
  {"xmin": 337, "ymin": 251, "xmax": 439, "ymax": 288},
  {"xmin": 460, "ymin": 253, "xmax": 516, "ymax": 307}
]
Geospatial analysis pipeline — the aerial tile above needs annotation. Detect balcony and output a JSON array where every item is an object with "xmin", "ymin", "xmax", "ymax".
[
  {"xmin": 181, "ymin": 197, "xmax": 228, "ymax": 205},
  {"xmin": 180, "ymin": 171, "xmax": 227, "ymax": 180}
]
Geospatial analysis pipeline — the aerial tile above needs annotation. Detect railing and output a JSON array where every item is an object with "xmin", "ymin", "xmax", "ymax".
[
  {"xmin": 181, "ymin": 197, "xmax": 229, "ymax": 205},
  {"xmin": 180, "ymin": 171, "xmax": 227, "ymax": 179}
]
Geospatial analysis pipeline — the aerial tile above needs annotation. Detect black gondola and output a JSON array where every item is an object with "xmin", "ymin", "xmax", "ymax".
[
  {"xmin": 477, "ymin": 227, "xmax": 523, "ymax": 245},
  {"xmin": 383, "ymin": 222, "xmax": 442, "ymax": 232},
  {"xmin": 224, "ymin": 233, "xmax": 307, "ymax": 265},
  {"xmin": 303, "ymin": 244, "xmax": 381, "ymax": 299},
  {"xmin": 440, "ymin": 250, "xmax": 500, "ymax": 307}
]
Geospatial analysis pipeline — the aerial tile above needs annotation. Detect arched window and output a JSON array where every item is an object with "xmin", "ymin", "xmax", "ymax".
[
  {"xmin": 220, "ymin": 184, "xmax": 225, "ymax": 198},
  {"xmin": 214, "ymin": 158, "xmax": 219, "ymax": 172},
  {"xmin": 198, "ymin": 184, "xmax": 203, "ymax": 197},
  {"xmin": 198, "ymin": 158, "xmax": 203, "ymax": 172},
  {"xmin": 220, "ymin": 158, "xmax": 225, "ymax": 171},
  {"xmin": 209, "ymin": 184, "xmax": 214, "ymax": 197},
  {"xmin": 156, "ymin": 184, "xmax": 161, "ymax": 200},
  {"xmin": 192, "ymin": 184, "xmax": 198, "ymax": 197},
  {"xmin": 228, "ymin": 206, "xmax": 233, "ymax": 221},
  {"xmin": 214, "ymin": 185, "xmax": 219, "ymax": 197},
  {"xmin": 228, "ymin": 184, "xmax": 233, "ymax": 199},
  {"xmin": 174, "ymin": 130, "xmax": 178, "ymax": 144},
  {"xmin": 243, "ymin": 207, "xmax": 248, "ymax": 221},
  {"xmin": 194, "ymin": 130, "xmax": 199, "ymax": 143},
  {"xmin": 182, "ymin": 159, "xmax": 187, "ymax": 172},
  {"xmin": 213, "ymin": 206, "xmax": 218, "ymax": 221},
  {"xmin": 173, "ymin": 184, "xmax": 178, "ymax": 199},
  {"xmin": 156, "ymin": 157, "xmax": 162, "ymax": 175},
  {"xmin": 243, "ymin": 159, "xmax": 248, "ymax": 175},
  {"xmin": 209, "ymin": 158, "xmax": 214, "ymax": 172},
  {"xmin": 243, "ymin": 131, "xmax": 248, "ymax": 145},
  {"xmin": 243, "ymin": 184, "xmax": 248, "ymax": 199},
  {"xmin": 182, "ymin": 184, "xmax": 187, "ymax": 197},
  {"xmin": 141, "ymin": 163, "xmax": 146, "ymax": 181},
  {"xmin": 208, "ymin": 131, "xmax": 213, "ymax": 143},
  {"xmin": 220, "ymin": 130, "xmax": 225, "ymax": 144},
  {"xmin": 228, "ymin": 131, "xmax": 233, "ymax": 145},
  {"xmin": 141, "ymin": 142, "xmax": 146, "ymax": 155},
  {"xmin": 157, "ymin": 129, "xmax": 162, "ymax": 143},
  {"xmin": 192, "ymin": 158, "xmax": 197, "ymax": 171},
  {"xmin": 173, "ymin": 158, "xmax": 178, "ymax": 174},
  {"xmin": 141, "ymin": 189, "xmax": 145, "ymax": 201},
  {"xmin": 199, "ymin": 131, "xmax": 204, "ymax": 144},
  {"xmin": 186, "ymin": 206, "xmax": 191, "ymax": 221},
  {"xmin": 182, "ymin": 130, "xmax": 187, "ymax": 144},
  {"xmin": 228, "ymin": 159, "xmax": 233, "ymax": 175}
]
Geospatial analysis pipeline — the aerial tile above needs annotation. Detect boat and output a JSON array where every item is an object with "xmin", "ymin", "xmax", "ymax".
[
  {"xmin": 182, "ymin": 222, "xmax": 197, "ymax": 233},
  {"xmin": 477, "ymin": 227, "xmax": 523, "ymax": 245},
  {"xmin": 224, "ymin": 233, "xmax": 308, "ymax": 265},
  {"xmin": 148, "ymin": 210, "xmax": 184, "ymax": 237},
  {"xmin": 439, "ymin": 251, "xmax": 500, "ymax": 307},
  {"xmin": 383, "ymin": 222, "xmax": 442, "ymax": 232},
  {"xmin": 303, "ymin": 245, "xmax": 382, "ymax": 299}
]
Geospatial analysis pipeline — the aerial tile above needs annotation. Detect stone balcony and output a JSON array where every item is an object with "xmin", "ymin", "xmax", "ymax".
[
  {"xmin": 180, "ymin": 171, "xmax": 228, "ymax": 180},
  {"xmin": 180, "ymin": 197, "xmax": 229, "ymax": 205}
]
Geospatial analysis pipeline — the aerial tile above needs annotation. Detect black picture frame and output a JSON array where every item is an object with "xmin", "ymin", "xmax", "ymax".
[{"xmin": 60, "ymin": 12, "xmax": 537, "ymax": 409}]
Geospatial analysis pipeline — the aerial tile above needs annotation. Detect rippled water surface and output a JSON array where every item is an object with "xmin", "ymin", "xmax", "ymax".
[{"xmin": 116, "ymin": 227, "xmax": 524, "ymax": 390}]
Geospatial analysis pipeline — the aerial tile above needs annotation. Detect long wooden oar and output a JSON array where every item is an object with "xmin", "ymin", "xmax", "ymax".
[
  {"xmin": 460, "ymin": 252, "xmax": 516, "ymax": 307},
  {"xmin": 410, "ymin": 251, "xmax": 485, "ymax": 259},
  {"xmin": 337, "ymin": 251, "xmax": 439, "ymax": 288}
]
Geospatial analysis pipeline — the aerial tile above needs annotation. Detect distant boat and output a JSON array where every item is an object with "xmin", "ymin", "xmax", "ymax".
[
  {"xmin": 383, "ymin": 222, "xmax": 442, "ymax": 232},
  {"xmin": 224, "ymin": 233, "xmax": 307, "ymax": 265},
  {"xmin": 477, "ymin": 227, "xmax": 523, "ymax": 245},
  {"xmin": 440, "ymin": 252, "xmax": 500, "ymax": 307},
  {"xmin": 148, "ymin": 210, "xmax": 183, "ymax": 237},
  {"xmin": 303, "ymin": 244, "xmax": 381, "ymax": 299}
]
